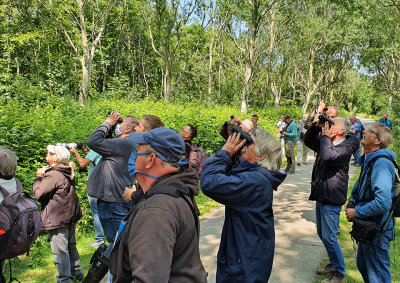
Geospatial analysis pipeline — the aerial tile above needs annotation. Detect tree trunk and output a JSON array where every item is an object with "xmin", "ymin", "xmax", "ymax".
[
  {"xmin": 302, "ymin": 50, "xmax": 315, "ymax": 113},
  {"xmin": 164, "ymin": 61, "xmax": 172, "ymax": 102},
  {"xmin": 80, "ymin": 57, "xmax": 90, "ymax": 105}
]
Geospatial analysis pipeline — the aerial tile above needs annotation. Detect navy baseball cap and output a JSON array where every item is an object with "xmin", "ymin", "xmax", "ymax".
[{"xmin": 130, "ymin": 127, "xmax": 187, "ymax": 166}]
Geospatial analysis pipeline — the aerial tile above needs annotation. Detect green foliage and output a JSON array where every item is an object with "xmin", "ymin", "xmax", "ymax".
[{"xmin": 0, "ymin": 89, "xmax": 294, "ymax": 232}]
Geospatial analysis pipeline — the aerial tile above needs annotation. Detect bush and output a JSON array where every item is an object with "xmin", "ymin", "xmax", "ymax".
[{"xmin": 0, "ymin": 89, "xmax": 302, "ymax": 232}]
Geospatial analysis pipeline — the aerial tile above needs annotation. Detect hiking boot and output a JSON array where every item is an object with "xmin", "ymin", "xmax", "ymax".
[
  {"xmin": 317, "ymin": 264, "xmax": 336, "ymax": 275},
  {"xmin": 321, "ymin": 271, "xmax": 345, "ymax": 283}
]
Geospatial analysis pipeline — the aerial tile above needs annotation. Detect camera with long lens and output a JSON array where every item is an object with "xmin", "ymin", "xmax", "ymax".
[
  {"xmin": 318, "ymin": 107, "xmax": 334, "ymax": 127},
  {"xmin": 56, "ymin": 141, "xmax": 83, "ymax": 150},
  {"xmin": 83, "ymin": 243, "xmax": 113, "ymax": 283}
]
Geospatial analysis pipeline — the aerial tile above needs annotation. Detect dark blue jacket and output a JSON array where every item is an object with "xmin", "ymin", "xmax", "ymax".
[
  {"xmin": 200, "ymin": 150, "xmax": 286, "ymax": 283},
  {"xmin": 350, "ymin": 149, "xmax": 396, "ymax": 230}
]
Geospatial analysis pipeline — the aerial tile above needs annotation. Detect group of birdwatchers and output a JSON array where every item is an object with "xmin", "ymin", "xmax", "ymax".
[{"xmin": 0, "ymin": 102, "xmax": 397, "ymax": 283}]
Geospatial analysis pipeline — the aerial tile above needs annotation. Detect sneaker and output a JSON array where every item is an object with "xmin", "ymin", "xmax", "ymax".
[
  {"xmin": 321, "ymin": 271, "xmax": 345, "ymax": 283},
  {"xmin": 317, "ymin": 264, "xmax": 336, "ymax": 275},
  {"xmin": 88, "ymin": 240, "xmax": 104, "ymax": 249}
]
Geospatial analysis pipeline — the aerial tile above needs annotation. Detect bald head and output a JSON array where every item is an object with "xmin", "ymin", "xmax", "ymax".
[{"xmin": 326, "ymin": 106, "xmax": 338, "ymax": 120}]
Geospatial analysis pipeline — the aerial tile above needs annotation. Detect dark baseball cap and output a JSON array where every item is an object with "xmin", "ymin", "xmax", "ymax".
[{"xmin": 130, "ymin": 127, "xmax": 187, "ymax": 166}]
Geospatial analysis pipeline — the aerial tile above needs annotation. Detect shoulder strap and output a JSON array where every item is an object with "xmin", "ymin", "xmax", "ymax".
[
  {"xmin": 145, "ymin": 185, "xmax": 199, "ymax": 237},
  {"xmin": 366, "ymin": 156, "xmax": 397, "ymax": 192}
]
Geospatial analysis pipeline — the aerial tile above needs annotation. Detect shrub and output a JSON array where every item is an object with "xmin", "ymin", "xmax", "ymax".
[{"xmin": 0, "ymin": 89, "xmax": 301, "ymax": 232}]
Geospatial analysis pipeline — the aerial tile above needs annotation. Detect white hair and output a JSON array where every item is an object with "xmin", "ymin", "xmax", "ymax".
[{"xmin": 253, "ymin": 128, "xmax": 282, "ymax": 172}]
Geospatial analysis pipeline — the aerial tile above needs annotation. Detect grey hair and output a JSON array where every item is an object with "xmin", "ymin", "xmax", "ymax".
[
  {"xmin": 333, "ymin": 117, "xmax": 350, "ymax": 135},
  {"xmin": 253, "ymin": 128, "xmax": 282, "ymax": 172},
  {"xmin": 0, "ymin": 147, "xmax": 17, "ymax": 178},
  {"xmin": 373, "ymin": 123, "xmax": 392, "ymax": 148}
]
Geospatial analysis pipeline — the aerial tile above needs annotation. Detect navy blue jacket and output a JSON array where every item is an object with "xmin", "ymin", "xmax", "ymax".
[{"xmin": 200, "ymin": 150, "xmax": 286, "ymax": 283}]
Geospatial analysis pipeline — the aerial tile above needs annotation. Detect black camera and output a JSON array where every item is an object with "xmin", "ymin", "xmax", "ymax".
[
  {"xmin": 56, "ymin": 141, "xmax": 83, "ymax": 150},
  {"xmin": 231, "ymin": 125, "xmax": 254, "ymax": 145},
  {"xmin": 83, "ymin": 243, "xmax": 113, "ymax": 283},
  {"xmin": 279, "ymin": 126, "xmax": 287, "ymax": 134},
  {"xmin": 108, "ymin": 111, "xmax": 123, "ymax": 124}
]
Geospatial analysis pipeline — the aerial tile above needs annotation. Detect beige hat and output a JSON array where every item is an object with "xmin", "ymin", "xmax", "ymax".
[{"xmin": 47, "ymin": 145, "xmax": 70, "ymax": 164}]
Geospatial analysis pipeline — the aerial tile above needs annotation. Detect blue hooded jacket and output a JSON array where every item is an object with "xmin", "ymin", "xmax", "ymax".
[
  {"xmin": 200, "ymin": 150, "xmax": 286, "ymax": 283},
  {"xmin": 350, "ymin": 148, "xmax": 396, "ymax": 230}
]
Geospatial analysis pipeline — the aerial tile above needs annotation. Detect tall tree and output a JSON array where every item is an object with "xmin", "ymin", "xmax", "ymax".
[{"xmin": 39, "ymin": 0, "xmax": 118, "ymax": 104}]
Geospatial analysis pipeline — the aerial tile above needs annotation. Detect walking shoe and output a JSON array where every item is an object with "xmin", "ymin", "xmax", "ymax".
[
  {"xmin": 317, "ymin": 264, "xmax": 336, "ymax": 275},
  {"xmin": 302, "ymin": 161, "xmax": 307, "ymax": 165},
  {"xmin": 88, "ymin": 240, "xmax": 104, "ymax": 249},
  {"xmin": 321, "ymin": 271, "xmax": 345, "ymax": 283},
  {"xmin": 297, "ymin": 162, "xmax": 301, "ymax": 166}
]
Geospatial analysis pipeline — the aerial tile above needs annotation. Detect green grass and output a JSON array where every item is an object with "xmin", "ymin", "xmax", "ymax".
[
  {"xmin": 316, "ymin": 168, "xmax": 400, "ymax": 283},
  {"xmin": 2, "ymin": 192, "xmax": 218, "ymax": 282}
]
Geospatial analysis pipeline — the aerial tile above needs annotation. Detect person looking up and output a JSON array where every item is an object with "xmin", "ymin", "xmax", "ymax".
[{"xmin": 304, "ymin": 118, "xmax": 358, "ymax": 283}]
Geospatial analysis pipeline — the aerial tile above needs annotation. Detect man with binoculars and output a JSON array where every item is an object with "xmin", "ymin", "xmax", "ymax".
[{"xmin": 304, "ymin": 113, "xmax": 358, "ymax": 283}]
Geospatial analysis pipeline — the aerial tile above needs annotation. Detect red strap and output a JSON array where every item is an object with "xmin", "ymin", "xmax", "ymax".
[{"xmin": 0, "ymin": 230, "xmax": 6, "ymax": 235}]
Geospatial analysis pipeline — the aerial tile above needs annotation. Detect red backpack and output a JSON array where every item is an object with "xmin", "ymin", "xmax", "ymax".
[{"xmin": 0, "ymin": 179, "xmax": 42, "ymax": 261}]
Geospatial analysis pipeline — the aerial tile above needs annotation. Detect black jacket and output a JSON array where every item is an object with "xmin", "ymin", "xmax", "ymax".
[{"xmin": 304, "ymin": 123, "xmax": 358, "ymax": 206}]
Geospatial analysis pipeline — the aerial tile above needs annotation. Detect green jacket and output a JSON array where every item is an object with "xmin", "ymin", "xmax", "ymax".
[{"xmin": 284, "ymin": 120, "xmax": 298, "ymax": 143}]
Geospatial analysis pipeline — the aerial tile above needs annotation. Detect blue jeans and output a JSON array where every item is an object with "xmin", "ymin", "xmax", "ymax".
[
  {"xmin": 353, "ymin": 136, "xmax": 361, "ymax": 165},
  {"xmin": 87, "ymin": 195, "xmax": 105, "ymax": 242},
  {"xmin": 316, "ymin": 202, "xmax": 345, "ymax": 276},
  {"xmin": 48, "ymin": 224, "xmax": 83, "ymax": 283},
  {"xmin": 357, "ymin": 228, "xmax": 394, "ymax": 283},
  {"xmin": 97, "ymin": 200, "xmax": 133, "ymax": 244}
]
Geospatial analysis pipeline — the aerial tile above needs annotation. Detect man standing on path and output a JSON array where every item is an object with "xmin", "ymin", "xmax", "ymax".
[
  {"xmin": 349, "ymin": 115, "xmax": 363, "ymax": 165},
  {"xmin": 70, "ymin": 144, "xmax": 106, "ymax": 248},
  {"xmin": 345, "ymin": 124, "xmax": 395, "ymax": 283},
  {"xmin": 277, "ymin": 114, "xmax": 287, "ymax": 157},
  {"xmin": 297, "ymin": 114, "xmax": 309, "ymax": 166},
  {"xmin": 200, "ymin": 129, "xmax": 286, "ymax": 282},
  {"xmin": 304, "ymin": 118, "xmax": 358, "ymax": 283},
  {"xmin": 379, "ymin": 113, "xmax": 392, "ymax": 130},
  {"xmin": 282, "ymin": 115, "xmax": 297, "ymax": 173}
]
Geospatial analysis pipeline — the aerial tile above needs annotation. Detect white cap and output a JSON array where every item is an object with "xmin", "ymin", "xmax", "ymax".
[{"xmin": 47, "ymin": 145, "xmax": 71, "ymax": 164}]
